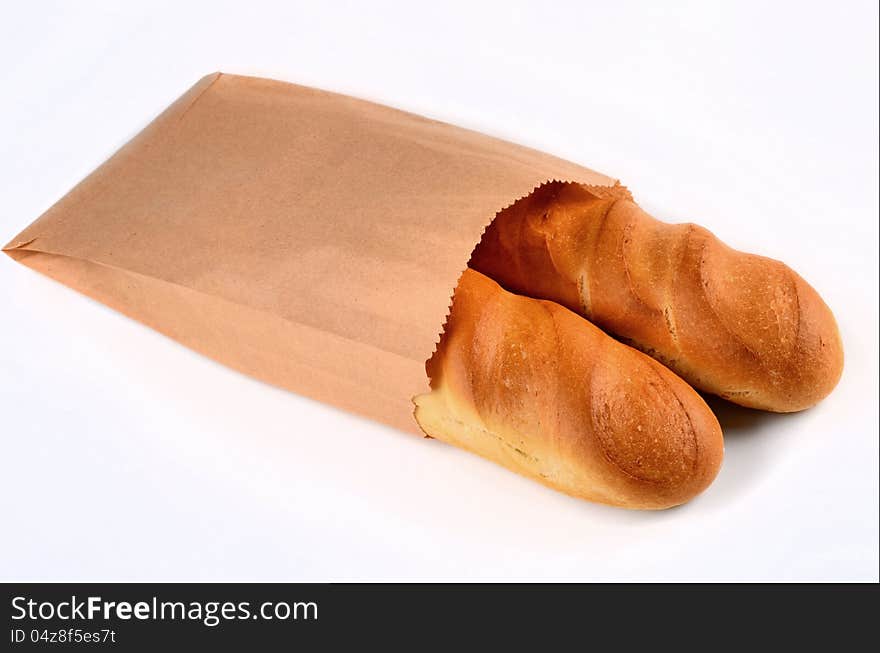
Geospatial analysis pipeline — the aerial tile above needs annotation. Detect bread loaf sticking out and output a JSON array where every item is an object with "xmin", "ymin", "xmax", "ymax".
[
  {"xmin": 414, "ymin": 269, "xmax": 724, "ymax": 509},
  {"xmin": 469, "ymin": 183, "xmax": 844, "ymax": 412}
]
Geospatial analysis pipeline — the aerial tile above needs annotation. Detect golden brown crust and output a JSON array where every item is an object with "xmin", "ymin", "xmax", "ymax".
[
  {"xmin": 470, "ymin": 183, "xmax": 844, "ymax": 412},
  {"xmin": 414, "ymin": 269, "xmax": 724, "ymax": 509}
]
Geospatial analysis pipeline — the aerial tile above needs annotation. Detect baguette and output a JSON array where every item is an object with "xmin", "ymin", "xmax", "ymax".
[
  {"xmin": 414, "ymin": 268, "xmax": 723, "ymax": 509},
  {"xmin": 469, "ymin": 183, "xmax": 843, "ymax": 412}
]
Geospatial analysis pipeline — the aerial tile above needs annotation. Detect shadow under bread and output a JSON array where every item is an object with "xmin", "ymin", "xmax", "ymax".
[{"xmin": 695, "ymin": 394, "xmax": 801, "ymax": 505}]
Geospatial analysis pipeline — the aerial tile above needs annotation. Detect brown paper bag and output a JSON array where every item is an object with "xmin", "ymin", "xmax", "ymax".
[{"xmin": 4, "ymin": 73, "xmax": 619, "ymax": 435}]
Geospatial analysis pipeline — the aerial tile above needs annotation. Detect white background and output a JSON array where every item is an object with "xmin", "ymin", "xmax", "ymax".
[{"xmin": 1, "ymin": 0, "xmax": 877, "ymax": 582}]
